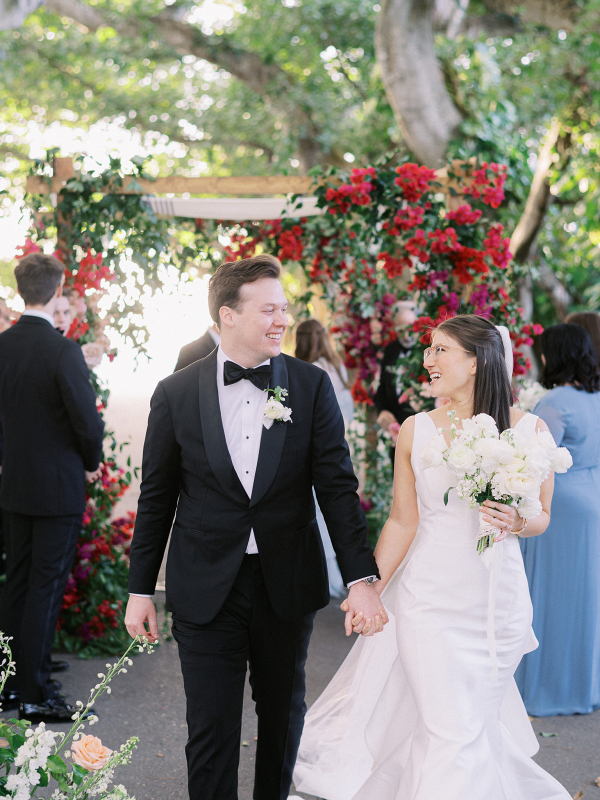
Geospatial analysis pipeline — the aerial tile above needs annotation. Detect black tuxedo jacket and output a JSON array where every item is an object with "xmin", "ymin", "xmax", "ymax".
[
  {"xmin": 174, "ymin": 330, "xmax": 217, "ymax": 372},
  {"xmin": 0, "ymin": 316, "xmax": 104, "ymax": 516},
  {"xmin": 129, "ymin": 350, "xmax": 378, "ymax": 624},
  {"xmin": 374, "ymin": 340, "xmax": 416, "ymax": 426}
]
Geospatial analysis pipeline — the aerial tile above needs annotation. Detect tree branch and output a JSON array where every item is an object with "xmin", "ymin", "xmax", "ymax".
[
  {"xmin": 375, "ymin": 0, "xmax": 462, "ymax": 166},
  {"xmin": 509, "ymin": 120, "xmax": 572, "ymax": 263}
]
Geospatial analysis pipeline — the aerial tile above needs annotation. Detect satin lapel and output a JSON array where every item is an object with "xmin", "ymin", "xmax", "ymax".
[
  {"xmin": 250, "ymin": 354, "xmax": 289, "ymax": 508},
  {"xmin": 198, "ymin": 350, "xmax": 247, "ymax": 505}
]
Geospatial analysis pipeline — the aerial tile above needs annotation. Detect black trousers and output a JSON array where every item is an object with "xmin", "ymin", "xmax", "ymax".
[
  {"xmin": 172, "ymin": 554, "xmax": 315, "ymax": 800},
  {"xmin": 0, "ymin": 510, "xmax": 81, "ymax": 703}
]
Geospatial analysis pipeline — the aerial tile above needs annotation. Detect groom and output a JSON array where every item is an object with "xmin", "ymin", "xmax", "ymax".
[{"xmin": 125, "ymin": 254, "xmax": 386, "ymax": 800}]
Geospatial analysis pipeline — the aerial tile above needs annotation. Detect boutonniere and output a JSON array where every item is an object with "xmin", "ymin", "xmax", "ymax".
[{"xmin": 263, "ymin": 386, "xmax": 292, "ymax": 429}]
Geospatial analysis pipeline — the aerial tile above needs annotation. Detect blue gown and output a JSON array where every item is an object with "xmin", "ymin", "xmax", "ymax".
[{"xmin": 516, "ymin": 385, "xmax": 600, "ymax": 716}]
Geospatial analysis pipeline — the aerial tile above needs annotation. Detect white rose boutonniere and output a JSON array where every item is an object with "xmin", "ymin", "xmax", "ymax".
[{"xmin": 263, "ymin": 386, "xmax": 292, "ymax": 429}]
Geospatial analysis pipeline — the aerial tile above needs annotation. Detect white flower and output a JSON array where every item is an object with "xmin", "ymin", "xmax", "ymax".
[
  {"xmin": 493, "ymin": 463, "xmax": 539, "ymax": 499},
  {"xmin": 471, "ymin": 413, "xmax": 499, "ymax": 437},
  {"xmin": 552, "ymin": 446, "xmax": 573, "ymax": 473},
  {"xmin": 518, "ymin": 496, "xmax": 543, "ymax": 520},
  {"xmin": 517, "ymin": 381, "xmax": 548, "ymax": 412},
  {"xmin": 473, "ymin": 437, "xmax": 516, "ymax": 475},
  {"xmin": 446, "ymin": 443, "xmax": 477, "ymax": 475},
  {"xmin": 420, "ymin": 434, "xmax": 447, "ymax": 470},
  {"xmin": 262, "ymin": 397, "xmax": 292, "ymax": 429}
]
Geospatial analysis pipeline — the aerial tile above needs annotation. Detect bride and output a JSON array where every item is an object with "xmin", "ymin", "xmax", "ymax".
[{"xmin": 293, "ymin": 315, "xmax": 571, "ymax": 800}]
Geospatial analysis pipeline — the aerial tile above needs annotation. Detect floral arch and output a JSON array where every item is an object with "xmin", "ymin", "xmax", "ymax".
[{"xmin": 5, "ymin": 153, "xmax": 539, "ymax": 654}]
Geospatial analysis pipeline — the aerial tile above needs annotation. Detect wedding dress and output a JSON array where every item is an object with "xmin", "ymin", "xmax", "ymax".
[{"xmin": 294, "ymin": 411, "xmax": 571, "ymax": 800}]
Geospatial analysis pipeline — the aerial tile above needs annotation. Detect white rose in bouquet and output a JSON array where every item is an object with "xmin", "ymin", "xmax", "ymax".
[
  {"xmin": 518, "ymin": 495, "xmax": 543, "ymax": 520},
  {"xmin": 552, "ymin": 446, "xmax": 573, "ymax": 473},
  {"xmin": 472, "ymin": 413, "xmax": 499, "ymax": 437},
  {"xmin": 446, "ymin": 443, "xmax": 477, "ymax": 475},
  {"xmin": 493, "ymin": 463, "xmax": 539, "ymax": 499},
  {"xmin": 419, "ymin": 433, "xmax": 447, "ymax": 469},
  {"xmin": 473, "ymin": 437, "xmax": 516, "ymax": 475}
]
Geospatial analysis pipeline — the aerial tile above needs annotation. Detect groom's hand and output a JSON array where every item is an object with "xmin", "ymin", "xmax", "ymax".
[
  {"xmin": 125, "ymin": 595, "xmax": 159, "ymax": 643},
  {"xmin": 341, "ymin": 582, "xmax": 388, "ymax": 637}
]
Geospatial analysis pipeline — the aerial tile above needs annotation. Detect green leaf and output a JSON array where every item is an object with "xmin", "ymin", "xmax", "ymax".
[
  {"xmin": 47, "ymin": 755, "xmax": 68, "ymax": 774},
  {"xmin": 37, "ymin": 768, "xmax": 49, "ymax": 787},
  {"xmin": 539, "ymin": 731, "xmax": 558, "ymax": 737},
  {"xmin": 443, "ymin": 487, "xmax": 453, "ymax": 506}
]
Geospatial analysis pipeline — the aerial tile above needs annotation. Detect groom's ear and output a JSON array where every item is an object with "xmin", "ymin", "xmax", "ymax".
[{"xmin": 219, "ymin": 306, "xmax": 235, "ymax": 329}]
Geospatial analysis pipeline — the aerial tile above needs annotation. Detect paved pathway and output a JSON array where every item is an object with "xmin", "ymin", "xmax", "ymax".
[{"xmin": 15, "ymin": 596, "xmax": 600, "ymax": 800}]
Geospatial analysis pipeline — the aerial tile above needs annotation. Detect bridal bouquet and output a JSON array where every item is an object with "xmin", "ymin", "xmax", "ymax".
[{"xmin": 420, "ymin": 411, "xmax": 572, "ymax": 557}]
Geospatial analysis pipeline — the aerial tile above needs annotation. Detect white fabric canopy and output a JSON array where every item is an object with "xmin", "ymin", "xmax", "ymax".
[{"xmin": 143, "ymin": 195, "xmax": 323, "ymax": 220}]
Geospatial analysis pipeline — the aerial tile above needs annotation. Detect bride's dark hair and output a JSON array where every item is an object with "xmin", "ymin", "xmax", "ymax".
[{"xmin": 435, "ymin": 315, "xmax": 512, "ymax": 432}]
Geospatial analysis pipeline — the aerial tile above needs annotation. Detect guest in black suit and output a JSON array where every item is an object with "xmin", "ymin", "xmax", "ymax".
[
  {"xmin": 125, "ymin": 254, "xmax": 388, "ymax": 800},
  {"xmin": 0, "ymin": 253, "xmax": 104, "ymax": 723},
  {"xmin": 374, "ymin": 301, "xmax": 418, "ymax": 465},
  {"xmin": 174, "ymin": 323, "xmax": 220, "ymax": 371}
]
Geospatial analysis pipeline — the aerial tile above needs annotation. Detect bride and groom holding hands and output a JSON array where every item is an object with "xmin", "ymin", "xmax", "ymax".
[{"xmin": 125, "ymin": 254, "xmax": 571, "ymax": 800}]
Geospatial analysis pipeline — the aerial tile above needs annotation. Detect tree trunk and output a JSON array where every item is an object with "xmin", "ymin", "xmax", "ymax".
[{"xmin": 375, "ymin": 0, "xmax": 462, "ymax": 167}]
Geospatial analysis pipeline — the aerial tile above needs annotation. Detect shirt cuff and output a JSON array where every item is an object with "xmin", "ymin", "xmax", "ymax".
[
  {"xmin": 129, "ymin": 593, "xmax": 153, "ymax": 598},
  {"xmin": 346, "ymin": 576, "xmax": 378, "ymax": 588}
]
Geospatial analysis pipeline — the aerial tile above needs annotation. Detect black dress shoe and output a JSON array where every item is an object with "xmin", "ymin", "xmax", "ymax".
[
  {"xmin": 0, "ymin": 680, "xmax": 62, "ymax": 713},
  {"xmin": 0, "ymin": 690, "xmax": 19, "ymax": 712},
  {"xmin": 19, "ymin": 698, "xmax": 97, "ymax": 723},
  {"xmin": 51, "ymin": 660, "xmax": 70, "ymax": 673}
]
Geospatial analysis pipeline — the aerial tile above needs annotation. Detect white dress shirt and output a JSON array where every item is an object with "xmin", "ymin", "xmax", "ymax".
[
  {"xmin": 22, "ymin": 308, "xmax": 55, "ymax": 326},
  {"xmin": 217, "ymin": 345, "xmax": 269, "ymax": 554}
]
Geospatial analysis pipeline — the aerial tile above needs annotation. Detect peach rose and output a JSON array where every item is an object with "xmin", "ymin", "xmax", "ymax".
[
  {"xmin": 71, "ymin": 735, "xmax": 113, "ymax": 771},
  {"xmin": 81, "ymin": 342, "xmax": 104, "ymax": 368}
]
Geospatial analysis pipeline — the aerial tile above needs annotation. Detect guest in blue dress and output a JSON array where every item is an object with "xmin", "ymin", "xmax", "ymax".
[{"xmin": 516, "ymin": 323, "xmax": 600, "ymax": 716}]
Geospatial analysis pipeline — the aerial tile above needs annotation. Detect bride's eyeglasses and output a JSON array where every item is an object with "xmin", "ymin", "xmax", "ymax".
[{"xmin": 423, "ymin": 344, "xmax": 471, "ymax": 363}]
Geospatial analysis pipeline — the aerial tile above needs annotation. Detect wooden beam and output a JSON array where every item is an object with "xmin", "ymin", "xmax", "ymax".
[
  {"xmin": 27, "ymin": 172, "xmax": 320, "ymax": 197},
  {"xmin": 26, "ymin": 156, "xmax": 476, "ymax": 198}
]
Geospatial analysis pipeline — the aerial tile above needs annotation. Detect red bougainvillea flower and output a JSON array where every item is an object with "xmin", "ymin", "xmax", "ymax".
[
  {"xmin": 65, "ymin": 250, "xmax": 115, "ymax": 295},
  {"xmin": 351, "ymin": 378, "xmax": 373, "ymax": 405},
  {"xmin": 67, "ymin": 318, "xmax": 90, "ymax": 341},
  {"xmin": 15, "ymin": 238, "xmax": 42, "ymax": 259},
  {"xmin": 450, "ymin": 245, "xmax": 488, "ymax": 284},
  {"xmin": 483, "ymin": 224, "xmax": 512, "ymax": 269},
  {"xmin": 326, "ymin": 167, "xmax": 376, "ymax": 214},
  {"xmin": 277, "ymin": 225, "xmax": 304, "ymax": 261},
  {"xmin": 394, "ymin": 164, "xmax": 437, "ymax": 202},
  {"xmin": 428, "ymin": 227, "xmax": 458, "ymax": 255},
  {"xmin": 406, "ymin": 230, "xmax": 430, "ymax": 263},
  {"xmin": 444, "ymin": 204, "xmax": 482, "ymax": 226},
  {"xmin": 465, "ymin": 162, "xmax": 507, "ymax": 209},
  {"xmin": 383, "ymin": 206, "xmax": 425, "ymax": 235},
  {"xmin": 377, "ymin": 252, "xmax": 411, "ymax": 279}
]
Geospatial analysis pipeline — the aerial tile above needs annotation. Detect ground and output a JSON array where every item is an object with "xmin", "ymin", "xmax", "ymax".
[{"xmin": 9, "ymin": 596, "xmax": 599, "ymax": 800}]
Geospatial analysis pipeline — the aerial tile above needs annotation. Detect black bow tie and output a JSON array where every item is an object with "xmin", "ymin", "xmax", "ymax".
[{"xmin": 223, "ymin": 361, "xmax": 272, "ymax": 391}]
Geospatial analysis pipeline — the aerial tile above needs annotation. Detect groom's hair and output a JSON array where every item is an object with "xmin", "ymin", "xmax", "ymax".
[{"xmin": 208, "ymin": 254, "xmax": 282, "ymax": 325}]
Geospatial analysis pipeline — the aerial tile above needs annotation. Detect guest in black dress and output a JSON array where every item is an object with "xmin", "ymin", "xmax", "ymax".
[{"xmin": 374, "ymin": 301, "xmax": 418, "ymax": 466}]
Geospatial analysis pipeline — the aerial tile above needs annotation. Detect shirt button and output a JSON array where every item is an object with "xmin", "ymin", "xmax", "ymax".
[
  {"xmin": 246, "ymin": 470, "xmax": 249, "ymax": 474},
  {"xmin": 246, "ymin": 436, "xmax": 249, "ymax": 439}
]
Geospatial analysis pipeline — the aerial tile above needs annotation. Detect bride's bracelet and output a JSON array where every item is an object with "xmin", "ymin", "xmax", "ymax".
[{"xmin": 511, "ymin": 517, "xmax": 528, "ymax": 536}]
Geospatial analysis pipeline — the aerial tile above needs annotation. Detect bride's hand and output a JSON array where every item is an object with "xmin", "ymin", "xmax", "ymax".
[{"xmin": 481, "ymin": 500, "xmax": 521, "ymax": 541}]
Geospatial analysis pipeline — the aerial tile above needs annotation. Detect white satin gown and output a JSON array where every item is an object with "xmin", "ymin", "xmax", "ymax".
[{"xmin": 294, "ymin": 411, "xmax": 570, "ymax": 800}]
